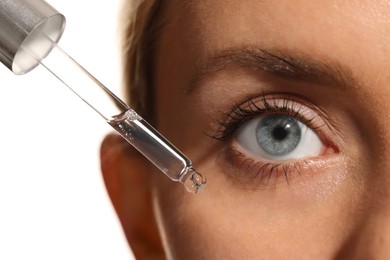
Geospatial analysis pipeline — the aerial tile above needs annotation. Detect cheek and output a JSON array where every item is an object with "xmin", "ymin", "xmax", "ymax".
[{"xmin": 151, "ymin": 155, "xmax": 365, "ymax": 259}]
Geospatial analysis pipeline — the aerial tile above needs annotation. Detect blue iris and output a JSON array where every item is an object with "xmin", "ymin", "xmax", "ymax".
[{"xmin": 256, "ymin": 114, "xmax": 301, "ymax": 156}]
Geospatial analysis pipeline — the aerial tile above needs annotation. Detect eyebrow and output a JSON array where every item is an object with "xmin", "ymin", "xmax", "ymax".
[{"xmin": 186, "ymin": 48, "xmax": 359, "ymax": 93}]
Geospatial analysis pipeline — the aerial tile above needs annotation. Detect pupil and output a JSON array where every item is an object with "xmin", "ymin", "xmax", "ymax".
[{"xmin": 272, "ymin": 126, "xmax": 288, "ymax": 140}]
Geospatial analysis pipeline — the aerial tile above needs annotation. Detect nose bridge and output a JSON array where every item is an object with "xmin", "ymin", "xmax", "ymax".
[
  {"xmin": 369, "ymin": 212, "xmax": 390, "ymax": 250},
  {"xmin": 337, "ymin": 207, "xmax": 390, "ymax": 259},
  {"xmin": 330, "ymin": 20, "xmax": 390, "ymax": 258},
  {"xmin": 359, "ymin": 85, "xmax": 390, "ymax": 195},
  {"xmin": 335, "ymin": 165, "xmax": 390, "ymax": 259}
]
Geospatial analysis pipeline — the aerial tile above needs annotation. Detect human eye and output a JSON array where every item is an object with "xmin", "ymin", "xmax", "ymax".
[{"xmin": 209, "ymin": 93, "xmax": 338, "ymax": 186}]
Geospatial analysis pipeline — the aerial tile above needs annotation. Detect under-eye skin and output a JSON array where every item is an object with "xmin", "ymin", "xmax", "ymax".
[{"xmin": 208, "ymin": 93, "xmax": 339, "ymax": 186}]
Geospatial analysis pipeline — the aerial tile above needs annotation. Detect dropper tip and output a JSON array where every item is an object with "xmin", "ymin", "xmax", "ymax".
[{"xmin": 182, "ymin": 168, "xmax": 207, "ymax": 194}]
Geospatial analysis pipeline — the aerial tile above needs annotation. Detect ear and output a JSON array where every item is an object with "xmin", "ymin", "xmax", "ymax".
[{"xmin": 100, "ymin": 133, "xmax": 164, "ymax": 259}]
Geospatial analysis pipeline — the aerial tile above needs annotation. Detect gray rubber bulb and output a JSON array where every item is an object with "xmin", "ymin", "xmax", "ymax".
[{"xmin": 0, "ymin": 0, "xmax": 65, "ymax": 74}]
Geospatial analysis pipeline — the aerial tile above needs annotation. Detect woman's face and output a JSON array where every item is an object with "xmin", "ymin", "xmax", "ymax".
[{"xmin": 110, "ymin": 0, "xmax": 390, "ymax": 258}]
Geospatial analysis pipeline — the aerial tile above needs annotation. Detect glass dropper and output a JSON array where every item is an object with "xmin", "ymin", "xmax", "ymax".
[{"xmin": 0, "ymin": 0, "xmax": 206, "ymax": 193}]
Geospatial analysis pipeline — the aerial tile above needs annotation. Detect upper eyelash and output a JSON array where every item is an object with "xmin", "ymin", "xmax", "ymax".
[{"xmin": 207, "ymin": 93, "xmax": 320, "ymax": 142}]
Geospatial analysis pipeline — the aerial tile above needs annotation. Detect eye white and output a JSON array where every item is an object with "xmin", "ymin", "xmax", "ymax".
[{"xmin": 235, "ymin": 114, "xmax": 324, "ymax": 161}]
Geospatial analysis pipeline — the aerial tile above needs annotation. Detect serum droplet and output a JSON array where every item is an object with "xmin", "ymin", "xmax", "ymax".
[{"xmin": 182, "ymin": 168, "xmax": 206, "ymax": 194}]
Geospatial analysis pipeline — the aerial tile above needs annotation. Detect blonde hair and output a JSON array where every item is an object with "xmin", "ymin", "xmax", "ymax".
[{"xmin": 120, "ymin": 0, "xmax": 163, "ymax": 123}]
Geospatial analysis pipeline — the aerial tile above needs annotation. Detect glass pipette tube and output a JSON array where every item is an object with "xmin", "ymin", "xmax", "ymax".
[{"xmin": 27, "ymin": 37, "xmax": 206, "ymax": 194}]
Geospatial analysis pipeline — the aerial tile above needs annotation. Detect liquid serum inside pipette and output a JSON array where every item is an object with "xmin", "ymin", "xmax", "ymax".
[
  {"xmin": 45, "ymin": 44, "xmax": 208, "ymax": 193},
  {"xmin": 108, "ymin": 109, "xmax": 206, "ymax": 193}
]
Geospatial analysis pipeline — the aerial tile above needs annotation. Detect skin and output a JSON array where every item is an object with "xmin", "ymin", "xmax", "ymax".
[{"xmin": 101, "ymin": 0, "xmax": 390, "ymax": 259}]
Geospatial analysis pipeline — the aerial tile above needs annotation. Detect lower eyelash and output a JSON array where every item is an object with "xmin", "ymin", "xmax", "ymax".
[{"xmin": 224, "ymin": 147, "xmax": 305, "ymax": 187}]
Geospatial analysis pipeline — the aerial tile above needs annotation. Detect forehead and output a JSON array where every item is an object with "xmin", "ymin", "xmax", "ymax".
[
  {"xmin": 165, "ymin": 1, "xmax": 388, "ymax": 51},
  {"xmin": 156, "ymin": 0, "xmax": 390, "ymax": 94}
]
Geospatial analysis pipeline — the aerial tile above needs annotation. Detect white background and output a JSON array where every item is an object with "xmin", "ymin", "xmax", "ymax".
[{"xmin": 0, "ymin": 0, "xmax": 135, "ymax": 259}]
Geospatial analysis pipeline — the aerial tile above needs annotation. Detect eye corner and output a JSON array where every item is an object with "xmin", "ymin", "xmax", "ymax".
[{"xmin": 322, "ymin": 142, "xmax": 340, "ymax": 156}]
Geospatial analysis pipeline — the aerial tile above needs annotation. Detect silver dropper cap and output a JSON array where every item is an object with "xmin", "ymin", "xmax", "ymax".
[{"xmin": 0, "ymin": 0, "xmax": 65, "ymax": 74}]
